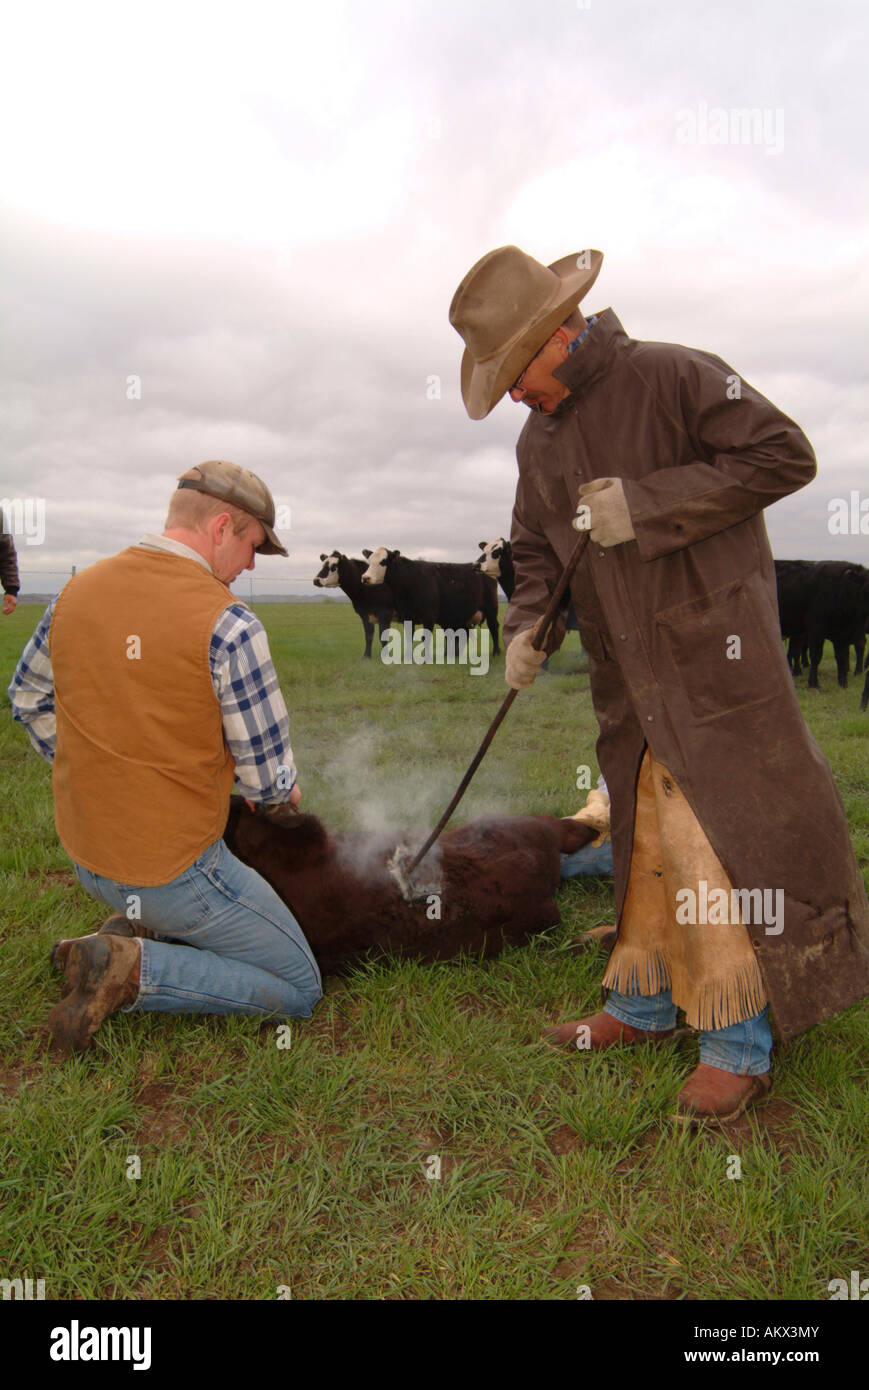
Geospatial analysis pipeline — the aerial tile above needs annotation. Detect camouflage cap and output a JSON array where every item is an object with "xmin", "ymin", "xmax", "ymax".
[{"xmin": 176, "ymin": 460, "xmax": 288, "ymax": 557}]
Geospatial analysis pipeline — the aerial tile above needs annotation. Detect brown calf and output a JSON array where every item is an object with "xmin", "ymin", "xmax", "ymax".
[{"xmin": 223, "ymin": 799, "xmax": 595, "ymax": 975}]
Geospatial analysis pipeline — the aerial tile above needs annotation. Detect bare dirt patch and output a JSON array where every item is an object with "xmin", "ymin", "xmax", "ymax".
[
  {"xmin": 592, "ymin": 1275, "xmax": 692, "ymax": 1301},
  {"xmin": 26, "ymin": 868, "xmax": 78, "ymax": 889},
  {"xmin": 546, "ymin": 1123, "xmax": 586, "ymax": 1156},
  {"xmin": 716, "ymin": 1094, "xmax": 809, "ymax": 1166},
  {"xmin": 0, "ymin": 1060, "xmax": 43, "ymax": 1096},
  {"xmin": 551, "ymin": 1211, "xmax": 612, "ymax": 1282},
  {"xmin": 133, "ymin": 1081, "xmax": 189, "ymax": 1144}
]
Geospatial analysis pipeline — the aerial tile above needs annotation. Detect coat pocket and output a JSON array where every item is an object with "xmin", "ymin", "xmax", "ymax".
[{"xmin": 655, "ymin": 580, "xmax": 777, "ymax": 722}]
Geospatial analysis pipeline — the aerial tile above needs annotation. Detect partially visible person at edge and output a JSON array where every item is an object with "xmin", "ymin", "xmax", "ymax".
[
  {"xmin": 1, "ymin": 508, "xmax": 20, "ymax": 614},
  {"xmin": 9, "ymin": 460, "xmax": 322, "ymax": 1054},
  {"xmin": 449, "ymin": 244, "xmax": 869, "ymax": 1124}
]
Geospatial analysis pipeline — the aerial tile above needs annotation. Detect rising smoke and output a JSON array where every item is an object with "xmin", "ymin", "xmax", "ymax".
[{"xmin": 318, "ymin": 728, "xmax": 447, "ymax": 882}]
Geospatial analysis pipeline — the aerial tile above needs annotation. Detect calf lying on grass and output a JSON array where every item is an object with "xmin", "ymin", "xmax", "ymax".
[{"xmin": 223, "ymin": 798, "xmax": 596, "ymax": 975}]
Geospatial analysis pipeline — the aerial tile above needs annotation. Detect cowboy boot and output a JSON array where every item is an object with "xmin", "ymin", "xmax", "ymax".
[
  {"xmin": 98, "ymin": 917, "xmax": 159, "ymax": 940},
  {"xmin": 47, "ymin": 935, "xmax": 141, "ymax": 1055},
  {"xmin": 544, "ymin": 1010, "xmax": 679, "ymax": 1049},
  {"xmin": 51, "ymin": 916, "xmax": 157, "ymax": 979},
  {"xmin": 675, "ymin": 1063, "xmax": 772, "ymax": 1124}
]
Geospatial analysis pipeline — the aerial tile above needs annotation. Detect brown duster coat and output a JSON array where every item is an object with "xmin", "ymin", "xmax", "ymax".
[{"xmin": 502, "ymin": 308, "xmax": 869, "ymax": 1040}]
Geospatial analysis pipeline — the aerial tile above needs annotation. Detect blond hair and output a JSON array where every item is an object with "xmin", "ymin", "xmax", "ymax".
[{"xmin": 164, "ymin": 489, "xmax": 256, "ymax": 536}]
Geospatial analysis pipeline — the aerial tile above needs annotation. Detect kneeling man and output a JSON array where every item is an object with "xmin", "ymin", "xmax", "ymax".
[{"xmin": 9, "ymin": 460, "xmax": 322, "ymax": 1053}]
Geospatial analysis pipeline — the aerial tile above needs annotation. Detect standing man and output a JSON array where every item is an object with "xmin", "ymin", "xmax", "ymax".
[
  {"xmin": 9, "ymin": 460, "xmax": 322, "ymax": 1053},
  {"xmin": 1, "ymin": 507, "xmax": 20, "ymax": 613},
  {"xmin": 449, "ymin": 246, "xmax": 869, "ymax": 1122}
]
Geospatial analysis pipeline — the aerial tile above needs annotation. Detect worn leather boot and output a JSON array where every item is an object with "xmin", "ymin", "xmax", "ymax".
[
  {"xmin": 676, "ymin": 1063, "xmax": 772, "ymax": 1124},
  {"xmin": 48, "ymin": 935, "xmax": 141, "ymax": 1054},
  {"xmin": 544, "ymin": 1010, "xmax": 678, "ymax": 1049},
  {"xmin": 97, "ymin": 916, "xmax": 159, "ymax": 940},
  {"xmin": 51, "ymin": 916, "xmax": 157, "ymax": 978}
]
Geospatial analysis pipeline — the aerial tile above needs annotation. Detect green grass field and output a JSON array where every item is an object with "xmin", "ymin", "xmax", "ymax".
[{"xmin": 1, "ymin": 600, "xmax": 867, "ymax": 1301}]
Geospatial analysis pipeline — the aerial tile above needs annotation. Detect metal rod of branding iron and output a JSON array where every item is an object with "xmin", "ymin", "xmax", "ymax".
[{"xmin": 405, "ymin": 530, "xmax": 591, "ymax": 875}]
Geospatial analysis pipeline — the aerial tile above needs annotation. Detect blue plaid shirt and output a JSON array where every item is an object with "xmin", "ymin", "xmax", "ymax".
[
  {"xmin": 7, "ymin": 535, "xmax": 297, "ymax": 804},
  {"xmin": 568, "ymin": 313, "xmax": 598, "ymax": 354}
]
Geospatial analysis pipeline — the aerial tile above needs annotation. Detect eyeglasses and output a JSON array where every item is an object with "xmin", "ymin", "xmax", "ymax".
[
  {"xmin": 507, "ymin": 358, "xmax": 534, "ymax": 395},
  {"xmin": 507, "ymin": 330, "xmax": 564, "ymax": 395}
]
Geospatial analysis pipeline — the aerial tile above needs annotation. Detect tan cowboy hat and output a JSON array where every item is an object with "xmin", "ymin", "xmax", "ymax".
[{"xmin": 449, "ymin": 245, "xmax": 603, "ymax": 419}]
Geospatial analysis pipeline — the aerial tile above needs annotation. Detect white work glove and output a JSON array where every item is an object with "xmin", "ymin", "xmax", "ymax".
[
  {"xmin": 573, "ymin": 477, "xmax": 635, "ymax": 547},
  {"xmin": 505, "ymin": 622, "xmax": 547, "ymax": 690}
]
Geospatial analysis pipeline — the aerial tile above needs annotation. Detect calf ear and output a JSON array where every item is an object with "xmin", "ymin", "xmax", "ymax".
[
  {"xmin": 478, "ymin": 541, "xmax": 487, "ymax": 549},
  {"xmin": 319, "ymin": 554, "xmax": 327, "ymax": 561},
  {"xmin": 362, "ymin": 548, "xmax": 372, "ymax": 558}
]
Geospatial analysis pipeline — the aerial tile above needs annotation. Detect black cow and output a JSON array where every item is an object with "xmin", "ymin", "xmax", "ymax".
[
  {"xmin": 362, "ymin": 547, "xmax": 500, "ymax": 654},
  {"xmin": 775, "ymin": 559, "xmax": 869, "ymax": 690},
  {"xmin": 314, "ymin": 551, "xmax": 394, "ymax": 658},
  {"xmin": 805, "ymin": 561, "xmax": 868, "ymax": 689},
  {"xmin": 775, "ymin": 559, "xmax": 816, "ymax": 677},
  {"xmin": 433, "ymin": 562, "xmax": 500, "ymax": 654},
  {"xmin": 854, "ymin": 611, "xmax": 868, "ymax": 677}
]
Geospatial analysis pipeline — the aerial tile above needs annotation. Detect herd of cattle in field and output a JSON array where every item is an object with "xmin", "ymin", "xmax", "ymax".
[{"xmin": 313, "ymin": 544, "xmax": 869, "ymax": 711}]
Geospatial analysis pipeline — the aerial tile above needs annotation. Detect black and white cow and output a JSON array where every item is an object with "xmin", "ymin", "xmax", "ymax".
[
  {"xmin": 362, "ymin": 547, "xmax": 500, "ymax": 654},
  {"xmin": 474, "ymin": 537, "xmax": 516, "ymax": 599},
  {"xmin": 360, "ymin": 548, "xmax": 441, "ymax": 628},
  {"xmin": 474, "ymin": 536, "xmax": 580, "ymax": 661},
  {"xmin": 314, "ymin": 551, "xmax": 394, "ymax": 658}
]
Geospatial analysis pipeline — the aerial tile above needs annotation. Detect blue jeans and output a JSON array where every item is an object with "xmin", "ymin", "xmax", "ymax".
[
  {"xmin": 72, "ymin": 838, "xmax": 322, "ymax": 1020},
  {"xmin": 604, "ymin": 987, "xmax": 772, "ymax": 1075},
  {"xmin": 561, "ymin": 842, "xmax": 614, "ymax": 878}
]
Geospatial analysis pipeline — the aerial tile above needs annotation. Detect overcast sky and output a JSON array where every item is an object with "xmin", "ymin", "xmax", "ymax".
[{"xmin": 2, "ymin": 0, "xmax": 866, "ymax": 597}]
